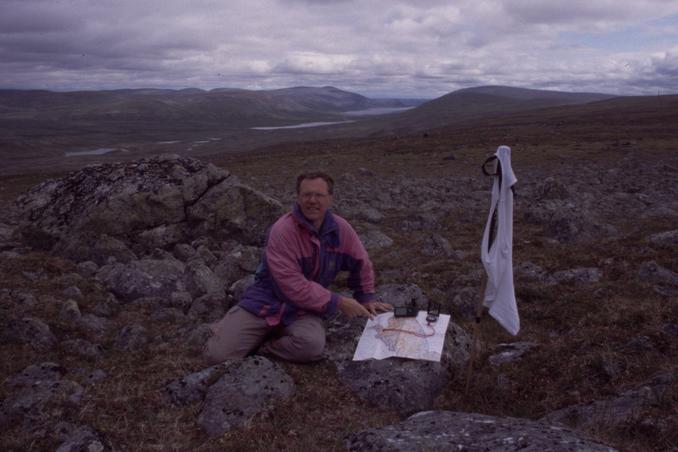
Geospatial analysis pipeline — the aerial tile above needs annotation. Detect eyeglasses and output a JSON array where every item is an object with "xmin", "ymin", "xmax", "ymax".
[{"xmin": 299, "ymin": 192, "xmax": 330, "ymax": 200}]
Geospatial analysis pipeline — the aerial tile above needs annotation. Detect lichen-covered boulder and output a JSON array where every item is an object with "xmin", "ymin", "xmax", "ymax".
[
  {"xmin": 14, "ymin": 154, "xmax": 283, "ymax": 254},
  {"xmin": 197, "ymin": 356, "xmax": 295, "ymax": 437},
  {"xmin": 348, "ymin": 411, "xmax": 618, "ymax": 451}
]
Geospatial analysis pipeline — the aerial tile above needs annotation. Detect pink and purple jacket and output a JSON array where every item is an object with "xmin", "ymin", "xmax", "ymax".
[{"xmin": 238, "ymin": 204, "xmax": 376, "ymax": 326}]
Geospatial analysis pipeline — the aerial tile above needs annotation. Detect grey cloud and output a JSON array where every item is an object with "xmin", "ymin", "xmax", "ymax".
[{"xmin": 1, "ymin": 0, "xmax": 678, "ymax": 96}]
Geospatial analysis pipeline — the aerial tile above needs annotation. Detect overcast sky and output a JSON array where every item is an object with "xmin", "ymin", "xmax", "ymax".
[{"xmin": 1, "ymin": 0, "xmax": 677, "ymax": 98}]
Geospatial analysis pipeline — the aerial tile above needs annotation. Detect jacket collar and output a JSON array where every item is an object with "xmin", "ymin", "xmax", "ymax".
[{"xmin": 292, "ymin": 203, "xmax": 338, "ymax": 237}]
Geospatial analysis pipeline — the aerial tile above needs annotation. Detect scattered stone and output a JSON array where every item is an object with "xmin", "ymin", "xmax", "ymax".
[
  {"xmin": 173, "ymin": 243, "xmax": 197, "ymax": 262},
  {"xmin": 62, "ymin": 286, "xmax": 83, "ymax": 300},
  {"xmin": 12, "ymin": 292, "xmax": 38, "ymax": 308},
  {"xmin": 96, "ymin": 257, "xmax": 186, "ymax": 302},
  {"xmin": 6, "ymin": 362, "xmax": 65, "ymax": 387},
  {"xmin": 184, "ymin": 259, "xmax": 224, "ymax": 298},
  {"xmin": 59, "ymin": 299, "xmax": 82, "ymax": 322},
  {"xmin": 638, "ymin": 261, "xmax": 678, "ymax": 297},
  {"xmin": 55, "ymin": 425, "xmax": 112, "ymax": 452},
  {"xmin": 489, "ymin": 342, "xmax": 539, "ymax": 366},
  {"xmin": 188, "ymin": 293, "xmax": 228, "ymax": 322},
  {"xmin": 113, "ymin": 324, "xmax": 149, "ymax": 351},
  {"xmin": 552, "ymin": 267, "xmax": 602, "ymax": 284},
  {"xmin": 1, "ymin": 365, "xmax": 84, "ymax": 430},
  {"xmin": 77, "ymin": 314, "xmax": 112, "ymax": 341},
  {"xmin": 165, "ymin": 361, "xmax": 237, "ymax": 406},
  {"xmin": 76, "ymin": 261, "xmax": 99, "ymax": 278},
  {"xmin": 647, "ymin": 229, "xmax": 678, "ymax": 248},
  {"xmin": 358, "ymin": 227, "xmax": 394, "ymax": 250},
  {"xmin": 61, "ymin": 339, "xmax": 103, "ymax": 360},
  {"xmin": 536, "ymin": 177, "xmax": 570, "ymax": 200},
  {"xmin": 1, "ymin": 316, "xmax": 57, "ymax": 351}
]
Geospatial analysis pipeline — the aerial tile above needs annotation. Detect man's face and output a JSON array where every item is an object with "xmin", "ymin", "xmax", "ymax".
[{"xmin": 298, "ymin": 177, "xmax": 333, "ymax": 229}]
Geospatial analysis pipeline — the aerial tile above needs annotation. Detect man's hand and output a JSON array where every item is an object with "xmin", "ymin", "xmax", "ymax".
[
  {"xmin": 363, "ymin": 300, "xmax": 393, "ymax": 316},
  {"xmin": 338, "ymin": 296, "xmax": 373, "ymax": 319},
  {"xmin": 338, "ymin": 297, "xmax": 392, "ymax": 319}
]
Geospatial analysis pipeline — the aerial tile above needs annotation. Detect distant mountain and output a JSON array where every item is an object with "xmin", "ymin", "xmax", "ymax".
[
  {"xmin": 395, "ymin": 86, "xmax": 616, "ymax": 129},
  {"xmin": 0, "ymin": 86, "xmax": 411, "ymax": 128}
]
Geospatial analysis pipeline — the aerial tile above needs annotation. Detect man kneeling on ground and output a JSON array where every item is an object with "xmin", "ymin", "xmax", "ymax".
[{"xmin": 203, "ymin": 171, "xmax": 392, "ymax": 364}]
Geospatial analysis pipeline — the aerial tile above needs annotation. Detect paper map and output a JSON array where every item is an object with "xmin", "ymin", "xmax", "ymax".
[{"xmin": 352, "ymin": 311, "xmax": 450, "ymax": 362}]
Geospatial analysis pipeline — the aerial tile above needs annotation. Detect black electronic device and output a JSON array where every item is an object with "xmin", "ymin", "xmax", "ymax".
[
  {"xmin": 426, "ymin": 301, "xmax": 441, "ymax": 323},
  {"xmin": 393, "ymin": 299, "xmax": 418, "ymax": 317},
  {"xmin": 393, "ymin": 305, "xmax": 417, "ymax": 317}
]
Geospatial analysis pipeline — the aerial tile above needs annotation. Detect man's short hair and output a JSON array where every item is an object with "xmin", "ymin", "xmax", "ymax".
[{"xmin": 296, "ymin": 171, "xmax": 334, "ymax": 195}]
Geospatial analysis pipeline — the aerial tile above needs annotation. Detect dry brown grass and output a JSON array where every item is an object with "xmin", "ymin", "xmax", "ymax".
[{"xmin": 2, "ymin": 108, "xmax": 677, "ymax": 450}]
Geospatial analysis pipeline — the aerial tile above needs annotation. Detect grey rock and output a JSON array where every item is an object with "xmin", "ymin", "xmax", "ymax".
[
  {"xmin": 638, "ymin": 261, "xmax": 678, "ymax": 296},
  {"xmin": 61, "ymin": 339, "xmax": 103, "ymax": 360},
  {"xmin": 515, "ymin": 261, "xmax": 557, "ymax": 286},
  {"xmin": 1, "ymin": 316, "xmax": 57, "ymax": 351},
  {"xmin": 11, "ymin": 291, "xmax": 38, "ymax": 308},
  {"xmin": 62, "ymin": 285, "xmax": 83, "ymax": 300},
  {"xmin": 338, "ymin": 359, "xmax": 449, "ymax": 415},
  {"xmin": 450, "ymin": 287, "xmax": 479, "ymax": 321},
  {"xmin": 188, "ymin": 293, "xmax": 228, "ymax": 322},
  {"xmin": 377, "ymin": 283, "xmax": 428, "ymax": 308},
  {"xmin": 150, "ymin": 307, "xmax": 186, "ymax": 323},
  {"xmin": 169, "ymin": 291, "xmax": 193, "ymax": 311},
  {"xmin": 184, "ymin": 259, "xmax": 224, "ymax": 298},
  {"xmin": 136, "ymin": 223, "xmax": 190, "ymax": 250},
  {"xmin": 489, "ymin": 342, "xmax": 539, "ymax": 366},
  {"xmin": 195, "ymin": 244, "xmax": 218, "ymax": 268},
  {"xmin": 85, "ymin": 369, "xmax": 108, "ymax": 385},
  {"xmin": 59, "ymin": 299, "xmax": 82, "ymax": 322},
  {"xmin": 355, "ymin": 206, "xmax": 384, "ymax": 223},
  {"xmin": 164, "ymin": 361, "xmax": 236, "ymax": 406},
  {"xmin": 197, "ymin": 356, "xmax": 295, "ymax": 437},
  {"xmin": 213, "ymin": 256, "xmax": 245, "ymax": 286},
  {"xmin": 6, "ymin": 362, "xmax": 65, "ymax": 387},
  {"xmin": 96, "ymin": 257, "xmax": 186, "ymax": 302},
  {"xmin": 13, "ymin": 155, "xmax": 284, "ymax": 256},
  {"xmin": 620, "ymin": 335, "xmax": 655, "ymax": 352},
  {"xmin": 230, "ymin": 245, "xmax": 261, "ymax": 273},
  {"xmin": 113, "ymin": 324, "xmax": 149, "ymax": 351},
  {"xmin": 647, "ymin": 229, "xmax": 678, "ymax": 248},
  {"xmin": 328, "ymin": 311, "xmax": 472, "ymax": 415},
  {"xmin": 1, "ymin": 371, "xmax": 84, "ymax": 429},
  {"xmin": 348, "ymin": 410, "xmax": 617, "ymax": 451},
  {"xmin": 187, "ymin": 323, "xmax": 213, "ymax": 348},
  {"xmin": 54, "ymin": 232, "xmax": 137, "ymax": 266},
  {"xmin": 542, "ymin": 372, "xmax": 674, "ymax": 431},
  {"xmin": 76, "ymin": 260, "xmax": 99, "ymax": 277},
  {"xmin": 56, "ymin": 425, "xmax": 112, "ymax": 452},
  {"xmin": 173, "ymin": 243, "xmax": 197, "ymax": 262},
  {"xmin": 552, "ymin": 267, "xmax": 602, "ymax": 284},
  {"xmin": 420, "ymin": 233, "xmax": 454, "ymax": 257},
  {"xmin": 536, "ymin": 177, "xmax": 570, "ymax": 200},
  {"xmin": 358, "ymin": 227, "xmax": 394, "ymax": 250},
  {"xmin": 187, "ymin": 179, "xmax": 283, "ymax": 246},
  {"xmin": 77, "ymin": 314, "xmax": 112, "ymax": 341}
]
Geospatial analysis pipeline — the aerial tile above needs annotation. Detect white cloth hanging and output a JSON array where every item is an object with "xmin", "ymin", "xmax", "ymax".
[{"xmin": 481, "ymin": 145, "xmax": 519, "ymax": 335}]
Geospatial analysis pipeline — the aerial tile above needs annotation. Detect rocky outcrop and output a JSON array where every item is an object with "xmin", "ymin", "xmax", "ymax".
[
  {"xmin": 348, "ymin": 411, "xmax": 618, "ymax": 451},
  {"xmin": 14, "ymin": 154, "xmax": 283, "ymax": 253}
]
